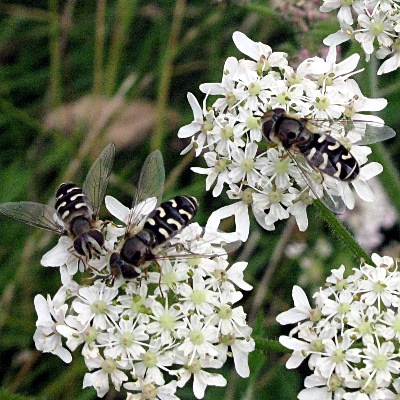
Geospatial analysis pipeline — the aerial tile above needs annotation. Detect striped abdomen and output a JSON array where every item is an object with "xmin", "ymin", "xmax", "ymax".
[
  {"xmin": 55, "ymin": 182, "xmax": 92, "ymax": 224},
  {"xmin": 300, "ymin": 134, "xmax": 359, "ymax": 182},
  {"xmin": 143, "ymin": 195, "xmax": 198, "ymax": 246}
]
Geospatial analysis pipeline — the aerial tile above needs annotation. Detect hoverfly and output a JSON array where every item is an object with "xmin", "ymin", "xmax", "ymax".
[
  {"xmin": 260, "ymin": 108, "xmax": 396, "ymax": 213},
  {"xmin": 0, "ymin": 143, "xmax": 115, "ymax": 259},
  {"xmin": 106, "ymin": 150, "xmax": 199, "ymax": 285}
]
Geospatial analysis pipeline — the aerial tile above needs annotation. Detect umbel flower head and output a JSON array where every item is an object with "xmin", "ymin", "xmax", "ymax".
[
  {"xmin": 320, "ymin": 0, "xmax": 400, "ymax": 74},
  {"xmin": 277, "ymin": 254, "xmax": 400, "ymax": 400},
  {"xmin": 33, "ymin": 196, "xmax": 254, "ymax": 399},
  {"xmin": 178, "ymin": 31, "xmax": 390, "ymax": 240}
]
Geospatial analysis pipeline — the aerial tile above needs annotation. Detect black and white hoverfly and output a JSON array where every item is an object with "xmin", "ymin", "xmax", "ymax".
[
  {"xmin": 0, "ymin": 143, "xmax": 115, "ymax": 259},
  {"xmin": 105, "ymin": 150, "xmax": 241, "ymax": 286},
  {"xmin": 260, "ymin": 108, "xmax": 396, "ymax": 213},
  {"xmin": 106, "ymin": 150, "xmax": 199, "ymax": 285}
]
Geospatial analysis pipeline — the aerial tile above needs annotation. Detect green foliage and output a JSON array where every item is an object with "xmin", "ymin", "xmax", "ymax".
[{"xmin": 0, "ymin": 1, "xmax": 399, "ymax": 399}]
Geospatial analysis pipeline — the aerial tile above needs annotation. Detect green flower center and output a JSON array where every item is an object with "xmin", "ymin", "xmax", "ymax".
[
  {"xmin": 373, "ymin": 281, "xmax": 386, "ymax": 293},
  {"xmin": 310, "ymin": 338, "xmax": 324, "ymax": 352},
  {"xmin": 215, "ymin": 158, "xmax": 230, "ymax": 172},
  {"xmin": 186, "ymin": 358, "xmax": 202, "ymax": 374},
  {"xmin": 337, "ymin": 302, "xmax": 351, "ymax": 314},
  {"xmin": 357, "ymin": 320, "xmax": 373, "ymax": 335},
  {"xmin": 242, "ymin": 188, "xmax": 254, "ymax": 204},
  {"xmin": 213, "ymin": 269, "xmax": 228, "ymax": 282},
  {"xmin": 246, "ymin": 115, "xmax": 259, "ymax": 129},
  {"xmin": 142, "ymin": 350, "xmax": 157, "ymax": 368},
  {"xmin": 162, "ymin": 271, "xmax": 178, "ymax": 287},
  {"xmin": 101, "ymin": 358, "xmax": 116, "ymax": 374},
  {"xmin": 315, "ymin": 96, "xmax": 330, "ymax": 110},
  {"xmin": 220, "ymin": 126, "xmax": 234, "ymax": 140},
  {"xmin": 336, "ymin": 279, "xmax": 348, "ymax": 291},
  {"xmin": 310, "ymin": 308, "xmax": 322, "ymax": 322},
  {"xmin": 240, "ymin": 158, "xmax": 255, "ymax": 172},
  {"xmin": 361, "ymin": 378, "xmax": 376, "ymax": 395},
  {"xmin": 190, "ymin": 330, "xmax": 204, "ymax": 345},
  {"xmin": 91, "ymin": 300, "xmax": 108, "ymax": 314},
  {"xmin": 226, "ymin": 92, "xmax": 237, "ymax": 107},
  {"xmin": 373, "ymin": 354, "xmax": 388, "ymax": 370},
  {"xmin": 269, "ymin": 189, "xmax": 283, "ymax": 203},
  {"xmin": 191, "ymin": 290, "xmax": 206, "ymax": 305},
  {"xmin": 218, "ymin": 304, "xmax": 232, "ymax": 320},
  {"xmin": 142, "ymin": 383, "xmax": 158, "ymax": 399},
  {"xmin": 159, "ymin": 313, "xmax": 175, "ymax": 330},
  {"xmin": 277, "ymin": 92, "xmax": 291, "ymax": 105},
  {"xmin": 328, "ymin": 374, "xmax": 342, "ymax": 391},
  {"xmin": 332, "ymin": 349, "xmax": 345, "ymax": 364},
  {"xmin": 369, "ymin": 20, "xmax": 385, "ymax": 37},
  {"xmin": 248, "ymin": 82, "xmax": 261, "ymax": 96},
  {"xmin": 81, "ymin": 327, "xmax": 98, "ymax": 343},
  {"xmin": 220, "ymin": 333, "xmax": 235, "ymax": 346},
  {"xmin": 120, "ymin": 332, "xmax": 134, "ymax": 347},
  {"xmin": 275, "ymin": 158, "xmax": 289, "ymax": 174}
]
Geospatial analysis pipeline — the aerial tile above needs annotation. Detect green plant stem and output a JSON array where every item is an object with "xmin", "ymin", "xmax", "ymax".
[
  {"xmin": 253, "ymin": 337, "xmax": 291, "ymax": 354},
  {"xmin": 104, "ymin": 0, "xmax": 137, "ymax": 96},
  {"xmin": 314, "ymin": 200, "xmax": 373, "ymax": 265},
  {"xmin": 48, "ymin": 0, "xmax": 62, "ymax": 107},
  {"xmin": 93, "ymin": 0, "xmax": 106, "ymax": 96},
  {"xmin": 152, "ymin": 0, "xmax": 186, "ymax": 151}
]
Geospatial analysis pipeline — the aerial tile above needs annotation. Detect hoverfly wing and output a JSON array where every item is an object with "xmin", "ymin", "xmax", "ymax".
[
  {"xmin": 0, "ymin": 202, "xmax": 66, "ymax": 234},
  {"xmin": 126, "ymin": 150, "xmax": 165, "ymax": 232},
  {"xmin": 82, "ymin": 143, "xmax": 116, "ymax": 218},
  {"xmin": 163, "ymin": 226, "xmax": 242, "ymax": 259},
  {"xmin": 306, "ymin": 119, "xmax": 396, "ymax": 146},
  {"xmin": 353, "ymin": 121, "xmax": 396, "ymax": 146},
  {"xmin": 288, "ymin": 150, "xmax": 346, "ymax": 214}
]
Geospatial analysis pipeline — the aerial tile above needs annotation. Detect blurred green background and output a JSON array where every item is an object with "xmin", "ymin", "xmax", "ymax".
[{"xmin": 0, "ymin": 1, "xmax": 399, "ymax": 399}]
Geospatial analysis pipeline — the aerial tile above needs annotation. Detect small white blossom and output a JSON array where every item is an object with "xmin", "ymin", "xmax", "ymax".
[
  {"xmin": 320, "ymin": 0, "xmax": 400, "ymax": 71},
  {"xmin": 178, "ymin": 31, "xmax": 391, "ymax": 236},
  {"xmin": 277, "ymin": 254, "xmax": 400, "ymax": 399}
]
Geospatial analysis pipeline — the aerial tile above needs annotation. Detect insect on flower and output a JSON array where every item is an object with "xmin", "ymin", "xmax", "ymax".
[
  {"xmin": 106, "ymin": 150, "xmax": 198, "ymax": 285},
  {"xmin": 106, "ymin": 150, "xmax": 241, "ymax": 286},
  {"xmin": 0, "ymin": 143, "xmax": 115, "ymax": 259},
  {"xmin": 260, "ymin": 108, "xmax": 396, "ymax": 213}
]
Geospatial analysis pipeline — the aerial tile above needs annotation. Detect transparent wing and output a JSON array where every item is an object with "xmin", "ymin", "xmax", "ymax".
[
  {"xmin": 353, "ymin": 121, "xmax": 396, "ymax": 145},
  {"xmin": 155, "ymin": 226, "xmax": 242, "ymax": 259},
  {"xmin": 83, "ymin": 143, "xmax": 116, "ymax": 218},
  {"xmin": 126, "ymin": 150, "xmax": 165, "ymax": 232},
  {"xmin": 288, "ymin": 150, "xmax": 346, "ymax": 214},
  {"xmin": 0, "ymin": 202, "xmax": 65, "ymax": 234},
  {"xmin": 303, "ymin": 119, "xmax": 396, "ymax": 146}
]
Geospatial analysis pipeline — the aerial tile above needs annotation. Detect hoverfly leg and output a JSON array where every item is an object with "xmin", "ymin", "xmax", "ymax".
[{"xmin": 152, "ymin": 259, "xmax": 164, "ymax": 298}]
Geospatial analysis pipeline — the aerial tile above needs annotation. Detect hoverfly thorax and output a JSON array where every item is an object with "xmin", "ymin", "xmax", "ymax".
[{"xmin": 262, "ymin": 108, "xmax": 311, "ymax": 149}]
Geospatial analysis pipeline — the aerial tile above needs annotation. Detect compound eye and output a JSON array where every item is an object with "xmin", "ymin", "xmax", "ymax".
[{"xmin": 287, "ymin": 131, "xmax": 297, "ymax": 140}]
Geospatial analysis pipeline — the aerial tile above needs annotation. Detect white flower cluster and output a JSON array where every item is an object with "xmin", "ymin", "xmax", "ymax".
[
  {"xmin": 33, "ymin": 198, "xmax": 254, "ymax": 399},
  {"xmin": 320, "ymin": 0, "xmax": 400, "ymax": 74},
  {"xmin": 277, "ymin": 254, "xmax": 400, "ymax": 400},
  {"xmin": 178, "ymin": 31, "xmax": 388, "ymax": 239}
]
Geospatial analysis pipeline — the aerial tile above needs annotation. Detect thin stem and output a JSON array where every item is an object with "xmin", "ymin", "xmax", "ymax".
[
  {"xmin": 93, "ymin": 0, "xmax": 107, "ymax": 97},
  {"xmin": 253, "ymin": 337, "xmax": 291, "ymax": 353},
  {"xmin": 152, "ymin": 0, "xmax": 186, "ymax": 151},
  {"xmin": 48, "ymin": 0, "xmax": 62, "ymax": 107},
  {"xmin": 104, "ymin": 0, "xmax": 137, "ymax": 96},
  {"xmin": 314, "ymin": 200, "xmax": 373, "ymax": 265}
]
